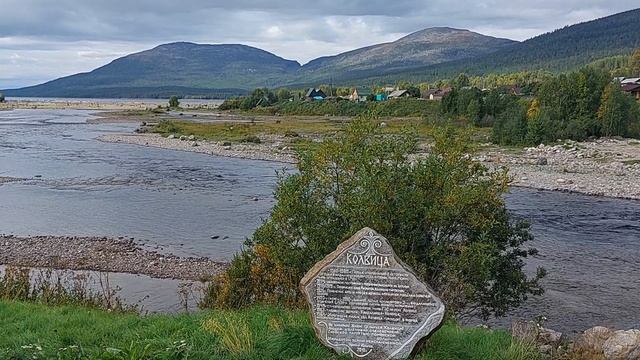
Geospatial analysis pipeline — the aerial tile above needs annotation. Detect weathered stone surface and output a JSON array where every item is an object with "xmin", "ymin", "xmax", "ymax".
[
  {"xmin": 603, "ymin": 330, "xmax": 640, "ymax": 360},
  {"xmin": 300, "ymin": 227, "xmax": 445, "ymax": 359},
  {"xmin": 574, "ymin": 326, "xmax": 615, "ymax": 354}
]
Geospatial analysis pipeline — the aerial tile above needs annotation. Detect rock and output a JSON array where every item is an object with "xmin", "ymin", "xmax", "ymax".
[
  {"xmin": 191, "ymin": 142, "xmax": 199, "ymax": 147},
  {"xmin": 538, "ymin": 327, "xmax": 564, "ymax": 347},
  {"xmin": 188, "ymin": 135, "xmax": 195, "ymax": 140},
  {"xmin": 536, "ymin": 157, "xmax": 548, "ymax": 166},
  {"xmin": 179, "ymin": 135, "xmax": 186, "ymax": 141},
  {"xmin": 574, "ymin": 326, "xmax": 615, "ymax": 355},
  {"xmin": 167, "ymin": 134, "xmax": 175, "ymax": 139},
  {"xmin": 379, "ymin": 122, "xmax": 387, "ymax": 128},
  {"xmin": 602, "ymin": 330, "xmax": 640, "ymax": 360}
]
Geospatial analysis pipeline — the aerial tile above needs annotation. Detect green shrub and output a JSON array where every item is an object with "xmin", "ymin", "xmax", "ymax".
[
  {"xmin": 203, "ymin": 116, "xmax": 544, "ymax": 320},
  {"xmin": 241, "ymin": 135, "xmax": 261, "ymax": 144},
  {"xmin": 169, "ymin": 95, "xmax": 180, "ymax": 108}
]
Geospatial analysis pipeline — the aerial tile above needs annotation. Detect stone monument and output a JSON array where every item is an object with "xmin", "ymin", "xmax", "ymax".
[{"xmin": 300, "ymin": 227, "xmax": 445, "ymax": 359}]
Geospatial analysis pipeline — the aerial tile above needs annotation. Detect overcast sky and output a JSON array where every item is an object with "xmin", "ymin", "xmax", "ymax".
[{"xmin": 1, "ymin": 1, "xmax": 638, "ymax": 88}]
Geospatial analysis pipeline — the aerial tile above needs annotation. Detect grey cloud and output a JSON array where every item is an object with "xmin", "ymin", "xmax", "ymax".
[{"xmin": 0, "ymin": 0, "xmax": 638, "ymax": 88}]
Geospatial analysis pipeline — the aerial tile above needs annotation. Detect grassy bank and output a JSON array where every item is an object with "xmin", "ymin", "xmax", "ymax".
[
  {"xmin": 247, "ymin": 98, "xmax": 443, "ymax": 118},
  {"xmin": 0, "ymin": 300, "xmax": 539, "ymax": 359}
]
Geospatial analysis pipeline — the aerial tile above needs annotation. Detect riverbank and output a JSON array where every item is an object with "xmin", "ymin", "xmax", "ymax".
[
  {"xmin": 0, "ymin": 235, "xmax": 226, "ymax": 280},
  {"xmin": 479, "ymin": 138, "xmax": 640, "ymax": 200},
  {"xmin": 98, "ymin": 132, "xmax": 640, "ymax": 200},
  {"xmin": 98, "ymin": 133, "xmax": 297, "ymax": 163},
  {"xmin": 0, "ymin": 300, "xmax": 536, "ymax": 359}
]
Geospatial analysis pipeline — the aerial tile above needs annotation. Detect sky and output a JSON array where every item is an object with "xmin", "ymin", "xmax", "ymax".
[{"xmin": 0, "ymin": 1, "xmax": 638, "ymax": 89}]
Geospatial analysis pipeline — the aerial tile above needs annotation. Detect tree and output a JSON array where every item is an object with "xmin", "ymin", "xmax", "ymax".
[
  {"xmin": 630, "ymin": 49, "xmax": 640, "ymax": 76},
  {"xmin": 168, "ymin": 96, "xmax": 180, "ymax": 108},
  {"xmin": 276, "ymin": 88, "xmax": 292, "ymax": 102},
  {"xmin": 406, "ymin": 86, "xmax": 421, "ymax": 98},
  {"xmin": 598, "ymin": 83, "xmax": 631, "ymax": 137},
  {"xmin": 492, "ymin": 103, "xmax": 528, "ymax": 145},
  {"xmin": 203, "ymin": 117, "xmax": 545, "ymax": 319},
  {"xmin": 452, "ymin": 73, "xmax": 470, "ymax": 89}
]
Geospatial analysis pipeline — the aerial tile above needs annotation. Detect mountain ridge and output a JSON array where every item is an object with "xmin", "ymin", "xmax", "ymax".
[{"xmin": 5, "ymin": 8, "xmax": 640, "ymax": 98}]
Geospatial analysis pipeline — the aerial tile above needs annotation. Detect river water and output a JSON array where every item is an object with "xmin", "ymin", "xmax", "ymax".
[{"xmin": 1, "ymin": 109, "xmax": 639, "ymax": 333}]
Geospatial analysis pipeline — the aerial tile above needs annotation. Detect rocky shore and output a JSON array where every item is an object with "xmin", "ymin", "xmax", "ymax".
[
  {"xmin": 99, "ymin": 131, "xmax": 640, "ymax": 200},
  {"xmin": 477, "ymin": 138, "xmax": 640, "ymax": 200},
  {"xmin": 0, "ymin": 235, "xmax": 226, "ymax": 281},
  {"xmin": 0, "ymin": 176, "xmax": 22, "ymax": 185},
  {"xmin": 97, "ymin": 133, "xmax": 297, "ymax": 163}
]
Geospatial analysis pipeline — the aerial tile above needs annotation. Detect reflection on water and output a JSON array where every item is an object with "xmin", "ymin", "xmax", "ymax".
[
  {"xmin": 1, "ymin": 109, "xmax": 639, "ymax": 331},
  {"xmin": 0, "ymin": 265, "xmax": 201, "ymax": 313}
]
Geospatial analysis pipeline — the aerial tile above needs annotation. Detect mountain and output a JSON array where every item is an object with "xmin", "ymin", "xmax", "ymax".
[
  {"xmin": 356, "ymin": 8, "xmax": 640, "ymax": 84},
  {"xmin": 4, "ymin": 29, "xmax": 515, "ymax": 98},
  {"xmin": 5, "ymin": 42, "xmax": 301, "ymax": 98},
  {"xmin": 296, "ymin": 27, "xmax": 515, "ymax": 82},
  {"xmin": 6, "ymin": 8, "xmax": 640, "ymax": 98}
]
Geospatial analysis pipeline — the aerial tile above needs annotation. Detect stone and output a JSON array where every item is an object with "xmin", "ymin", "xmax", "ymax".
[
  {"xmin": 300, "ymin": 227, "xmax": 445, "ymax": 359},
  {"xmin": 574, "ymin": 327, "xmax": 614, "ymax": 355},
  {"xmin": 535, "ymin": 157, "xmax": 548, "ymax": 166},
  {"xmin": 188, "ymin": 135, "xmax": 195, "ymax": 140},
  {"xmin": 167, "ymin": 134, "xmax": 175, "ymax": 139},
  {"xmin": 602, "ymin": 330, "xmax": 640, "ymax": 360}
]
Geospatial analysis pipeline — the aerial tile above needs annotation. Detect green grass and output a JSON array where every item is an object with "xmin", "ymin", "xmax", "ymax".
[{"xmin": 0, "ymin": 300, "xmax": 540, "ymax": 360}]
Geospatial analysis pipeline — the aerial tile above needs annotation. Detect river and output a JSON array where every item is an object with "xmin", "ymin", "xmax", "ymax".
[{"xmin": 1, "ymin": 108, "xmax": 638, "ymax": 333}]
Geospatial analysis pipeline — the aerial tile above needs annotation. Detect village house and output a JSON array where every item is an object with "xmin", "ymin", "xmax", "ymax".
[
  {"xmin": 387, "ymin": 89, "xmax": 410, "ymax": 99},
  {"xmin": 622, "ymin": 83, "xmax": 640, "ymax": 100},
  {"xmin": 421, "ymin": 88, "xmax": 451, "ymax": 101},
  {"xmin": 304, "ymin": 88, "xmax": 327, "ymax": 101},
  {"xmin": 618, "ymin": 78, "xmax": 640, "ymax": 100}
]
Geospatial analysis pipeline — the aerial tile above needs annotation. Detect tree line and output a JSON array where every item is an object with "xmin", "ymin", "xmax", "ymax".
[{"xmin": 442, "ymin": 66, "xmax": 640, "ymax": 145}]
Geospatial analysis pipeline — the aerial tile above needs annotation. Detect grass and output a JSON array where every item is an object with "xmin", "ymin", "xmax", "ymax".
[{"xmin": 0, "ymin": 300, "xmax": 540, "ymax": 360}]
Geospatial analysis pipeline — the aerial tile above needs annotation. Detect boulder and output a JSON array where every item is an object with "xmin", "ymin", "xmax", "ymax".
[
  {"xmin": 535, "ymin": 157, "xmax": 548, "ymax": 166},
  {"xmin": 603, "ymin": 330, "xmax": 640, "ymax": 360},
  {"xmin": 573, "ymin": 326, "xmax": 614, "ymax": 355},
  {"xmin": 167, "ymin": 134, "xmax": 175, "ymax": 139},
  {"xmin": 188, "ymin": 135, "xmax": 195, "ymax": 140}
]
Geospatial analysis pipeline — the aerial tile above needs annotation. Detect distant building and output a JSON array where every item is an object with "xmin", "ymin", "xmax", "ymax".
[
  {"xmin": 621, "ymin": 77, "xmax": 640, "ymax": 85},
  {"xmin": 421, "ymin": 88, "xmax": 451, "ymax": 101},
  {"xmin": 349, "ymin": 89, "xmax": 360, "ymax": 102},
  {"xmin": 622, "ymin": 83, "xmax": 640, "ymax": 100},
  {"xmin": 388, "ymin": 89, "xmax": 410, "ymax": 99},
  {"xmin": 375, "ymin": 93, "xmax": 388, "ymax": 101},
  {"xmin": 305, "ymin": 88, "xmax": 327, "ymax": 101}
]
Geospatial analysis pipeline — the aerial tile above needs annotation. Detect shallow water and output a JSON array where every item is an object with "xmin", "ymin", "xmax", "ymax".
[
  {"xmin": 0, "ymin": 109, "xmax": 285, "ymax": 260},
  {"xmin": 1, "ymin": 109, "xmax": 639, "ymax": 332}
]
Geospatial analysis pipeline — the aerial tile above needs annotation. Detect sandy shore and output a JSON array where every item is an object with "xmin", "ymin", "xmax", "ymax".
[
  {"xmin": 0, "ymin": 235, "xmax": 226, "ymax": 281},
  {"xmin": 98, "ymin": 133, "xmax": 297, "ymax": 163}
]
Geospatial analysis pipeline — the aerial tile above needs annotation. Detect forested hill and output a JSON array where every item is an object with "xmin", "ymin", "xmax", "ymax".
[
  {"xmin": 353, "ymin": 8, "xmax": 640, "ymax": 85},
  {"xmin": 295, "ymin": 27, "xmax": 515, "ymax": 83},
  {"xmin": 4, "ymin": 43, "xmax": 300, "ymax": 98}
]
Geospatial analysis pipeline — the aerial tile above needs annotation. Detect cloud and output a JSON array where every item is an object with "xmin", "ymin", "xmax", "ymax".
[{"xmin": 0, "ymin": 0, "xmax": 638, "ymax": 88}]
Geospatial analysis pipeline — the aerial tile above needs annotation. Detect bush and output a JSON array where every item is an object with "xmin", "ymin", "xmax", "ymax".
[
  {"xmin": 241, "ymin": 135, "xmax": 261, "ymax": 144},
  {"xmin": 203, "ymin": 117, "xmax": 545, "ymax": 319},
  {"xmin": 169, "ymin": 95, "xmax": 180, "ymax": 108}
]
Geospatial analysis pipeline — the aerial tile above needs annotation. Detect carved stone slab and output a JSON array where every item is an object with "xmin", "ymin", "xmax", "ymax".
[{"xmin": 300, "ymin": 227, "xmax": 445, "ymax": 359}]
